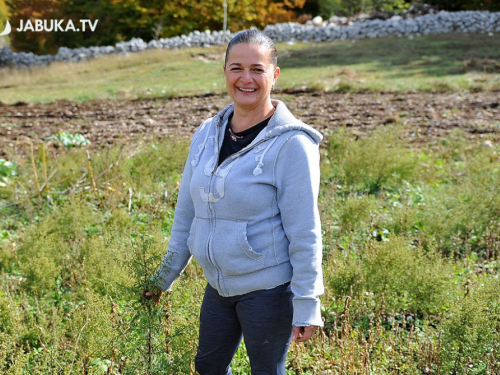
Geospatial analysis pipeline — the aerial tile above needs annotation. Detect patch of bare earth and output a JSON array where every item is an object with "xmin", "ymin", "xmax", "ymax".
[{"xmin": 1, "ymin": 90, "xmax": 499, "ymax": 157}]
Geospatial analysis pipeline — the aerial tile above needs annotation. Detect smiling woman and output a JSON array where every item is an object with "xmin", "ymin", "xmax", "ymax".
[
  {"xmin": 223, "ymin": 42, "xmax": 279, "ymax": 132},
  {"xmin": 146, "ymin": 29, "xmax": 324, "ymax": 375}
]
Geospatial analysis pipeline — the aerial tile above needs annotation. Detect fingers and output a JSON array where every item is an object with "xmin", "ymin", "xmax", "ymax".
[
  {"xmin": 142, "ymin": 290, "xmax": 163, "ymax": 307},
  {"xmin": 292, "ymin": 325, "xmax": 318, "ymax": 342},
  {"xmin": 143, "ymin": 290, "xmax": 154, "ymax": 298},
  {"xmin": 153, "ymin": 291, "xmax": 162, "ymax": 307}
]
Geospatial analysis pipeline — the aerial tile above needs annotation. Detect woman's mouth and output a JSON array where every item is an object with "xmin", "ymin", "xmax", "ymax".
[{"xmin": 238, "ymin": 87, "xmax": 257, "ymax": 93}]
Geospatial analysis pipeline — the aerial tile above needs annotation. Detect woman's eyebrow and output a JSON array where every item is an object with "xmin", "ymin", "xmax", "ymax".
[{"xmin": 228, "ymin": 62, "xmax": 266, "ymax": 67}]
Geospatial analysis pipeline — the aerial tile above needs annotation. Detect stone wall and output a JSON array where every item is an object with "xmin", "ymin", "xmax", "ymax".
[{"xmin": 0, "ymin": 10, "xmax": 498, "ymax": 69}]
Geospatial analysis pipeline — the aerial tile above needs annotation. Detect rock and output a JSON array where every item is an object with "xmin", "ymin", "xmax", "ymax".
[{"xmin": 312, "ymin": 16, "xmax": 323, "ymax": 26}]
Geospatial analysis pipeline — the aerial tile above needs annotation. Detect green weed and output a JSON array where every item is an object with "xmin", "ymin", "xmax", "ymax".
[{"xmin": 1, "ymin": 129, "xmax": 499, "ymax": 373}]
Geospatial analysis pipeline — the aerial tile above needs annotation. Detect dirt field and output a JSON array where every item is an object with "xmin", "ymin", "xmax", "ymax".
[{"xmin": 1, "ymin": 90, "xmax": 499, "ymax": 157}]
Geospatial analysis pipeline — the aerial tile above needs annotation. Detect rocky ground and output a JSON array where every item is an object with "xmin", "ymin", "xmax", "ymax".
[{"xmin": 1, "ymin": 89, "xmax": 499, "ymax": 158}]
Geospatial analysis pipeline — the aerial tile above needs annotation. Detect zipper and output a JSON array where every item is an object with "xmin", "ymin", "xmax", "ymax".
[
  {"xmin": 206, "ymin": 184, "xmax": 222, "ymax": 291},
  {"xmin": 206, "ymin": 115, "xmax": 271, "ymax": 294},
  {"xmin": 206, "ymin": 115, "xmax": 224, "ymax": 292}
]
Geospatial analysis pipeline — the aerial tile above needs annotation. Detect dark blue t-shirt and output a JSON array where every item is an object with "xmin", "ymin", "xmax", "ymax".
[{"xmin": 218, "ymin": 113, "xmax": 272, "ymax": 166}]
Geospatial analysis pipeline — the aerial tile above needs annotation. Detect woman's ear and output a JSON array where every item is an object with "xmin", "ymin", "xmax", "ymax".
[{"xmin": 273, "ymin": 67, "xmax": 280, "ymax": 83}]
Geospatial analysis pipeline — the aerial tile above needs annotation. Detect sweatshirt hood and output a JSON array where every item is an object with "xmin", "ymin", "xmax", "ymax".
[{"xmin": 215, "ymin": 99, "xmax": 323, "ymax": 145}]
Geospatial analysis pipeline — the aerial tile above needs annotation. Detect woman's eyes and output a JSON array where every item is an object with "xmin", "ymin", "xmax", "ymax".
[{"xmin": 229, "ymin": 67, "xmax": 266, "ymax": 74}]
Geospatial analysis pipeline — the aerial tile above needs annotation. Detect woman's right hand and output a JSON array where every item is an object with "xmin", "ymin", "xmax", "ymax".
[{"xmin": 142, "ymin": 289, "xmax": 163, "ymax": 307}]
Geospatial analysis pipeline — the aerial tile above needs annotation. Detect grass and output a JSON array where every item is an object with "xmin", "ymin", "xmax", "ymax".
[
  {"xmin": 1, "ymin": 126, "xmax": 500, "ymax": 373},
  {"xmin": 1, "ymin": 31, "xmax": 500, "ymax": 373},
  {"xmin": 1, "ymin": 33, "xmax": 500, "ymax": 104}
]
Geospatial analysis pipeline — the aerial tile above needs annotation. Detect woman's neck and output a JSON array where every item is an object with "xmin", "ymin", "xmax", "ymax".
[{"xmin": 231, "ymin": 101, "xmax": 275, "ymax": 132}]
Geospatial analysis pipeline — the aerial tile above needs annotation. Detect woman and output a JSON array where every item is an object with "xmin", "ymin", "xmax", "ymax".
[{"xmin": 147, "ymin": 29, "xmax": 324, "ymax": 375}]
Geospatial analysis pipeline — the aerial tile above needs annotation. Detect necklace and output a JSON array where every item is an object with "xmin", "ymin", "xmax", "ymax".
[
  {"xmin": 228, "ymin": 124, "xmax": 244, "ymax": 141},
  {"xmin": 229, "ymin": 106, "xmax": 276, "ymax": 142}
]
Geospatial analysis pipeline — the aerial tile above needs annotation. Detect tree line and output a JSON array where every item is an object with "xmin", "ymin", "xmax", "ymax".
[{"xmin": 0, "ymin": 0, "xmax": 499, "ymax": 55}]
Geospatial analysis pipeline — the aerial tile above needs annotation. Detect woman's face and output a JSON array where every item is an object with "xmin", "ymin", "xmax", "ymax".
[{"xmin": 224, "ymin": 43, "xmax": 279, "ymax": 111}]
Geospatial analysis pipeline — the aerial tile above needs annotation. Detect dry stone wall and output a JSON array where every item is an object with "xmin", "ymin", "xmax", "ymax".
[{"xmin": 1, "ymin": 11, "xmax": 499, "ymax": 69}]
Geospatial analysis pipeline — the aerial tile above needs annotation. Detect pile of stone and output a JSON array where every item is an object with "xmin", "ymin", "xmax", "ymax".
[
  {"xmin": 0, "ymin": 30, "xmax": 233, "ymax": 68},
  {"xmin": 0, "ymin": 10, "xmax": 498, "ymax": 69},
  {"xmin": 264, "ymin": 11, "xmax": 500, "ymax": 42}
]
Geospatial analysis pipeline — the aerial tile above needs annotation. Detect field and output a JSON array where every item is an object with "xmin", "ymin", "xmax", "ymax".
[{"xmin": 1, "ymin": 33, "xmax": 500, "ymax": 374}]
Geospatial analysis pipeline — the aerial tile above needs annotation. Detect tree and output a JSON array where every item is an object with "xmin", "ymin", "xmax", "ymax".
[
  {"xmin": 7, "ymin": 0, "xmax": 308, "ymax": 54},
  {"xmin": 425, "ymin": 0, "xmax": 500, "ymax": 11},
  {"xmin": 6, "ymin": 0, "xmax": 63, "ymax": 54},
  {"xmin": 317, "ymin": 0, "xmax": 409, "ymax": 17}
]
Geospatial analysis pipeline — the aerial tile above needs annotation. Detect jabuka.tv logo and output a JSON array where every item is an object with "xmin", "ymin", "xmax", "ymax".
[
  {"xmin": 0, "ymin": 19, "xmax": 98, "ymax": 35},
  {"xmin": 0, "ymin": 20, "xmax": 11, "ymax": 36}
]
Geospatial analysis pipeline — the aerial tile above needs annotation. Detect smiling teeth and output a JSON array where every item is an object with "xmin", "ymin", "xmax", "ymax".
[{"xmin": 239, "ymin": 88, "xmax": 256, "ymax": 92}]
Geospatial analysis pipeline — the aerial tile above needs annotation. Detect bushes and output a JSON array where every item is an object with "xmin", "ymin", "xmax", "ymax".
[
  {"xmin": 324, "ymin": 128, "xmax": 417, "ymax": 194},
  {"xmin": 317, "ymin": 0, "xmax": 408, "ymax": 18},
  {"xmin": 320, "ymin": 128, "xmax": 499, "ymax": 372},
  {"xmin": 323, "ymin": 128, "xmax": 500, "ymax": 258},
  {"xmin": 441, "ymin": 277, "xmax": 500, "ymax": 373},
  {"xmin": 1, "ymin": 129, "xmax": 499, "ymax": 372},
  {"xmin": 327, "ymin": 237, "xmax": 456, "ymax": 315}
]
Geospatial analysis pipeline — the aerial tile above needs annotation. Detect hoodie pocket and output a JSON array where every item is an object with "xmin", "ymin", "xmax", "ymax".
[
  {"xmin": 211, "ymin": 219, "xmax": 268, "ymax": 276},
  {"xmin": 237, "ymin": 221, "xmax": 265, "ymax": 264}
]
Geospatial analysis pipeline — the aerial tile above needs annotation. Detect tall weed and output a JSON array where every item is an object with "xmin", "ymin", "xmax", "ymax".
[
  {"xmin": 327, "ymin": 237, "xmax": 456, "ymax": 316},
  {"xmin": 441, "ymin": 276, "xmax": 500, "ymax": 373},
  {"xmin": 324, "ymin": 127, "xmax": 417, "ymax": 194}
]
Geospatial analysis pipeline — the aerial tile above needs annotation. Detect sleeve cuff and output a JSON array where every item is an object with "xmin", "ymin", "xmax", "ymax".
[{"xmin": 292, "ymin": 298, "xmax": 324, "ymax": 327}]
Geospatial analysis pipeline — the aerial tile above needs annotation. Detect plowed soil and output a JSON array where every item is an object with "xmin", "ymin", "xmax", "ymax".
[{"xmin": 1, "ymin": 90, "xmax": 499, "ymax": 157}]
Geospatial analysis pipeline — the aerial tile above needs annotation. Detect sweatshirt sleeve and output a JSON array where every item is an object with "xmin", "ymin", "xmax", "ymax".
[
  {"xmin": 152, "ymin": 120, "xmax": 208, "ymax": 291},
  {"xmin": 275, "ymin": 131, "xmax": 324, "ymax": 327}
]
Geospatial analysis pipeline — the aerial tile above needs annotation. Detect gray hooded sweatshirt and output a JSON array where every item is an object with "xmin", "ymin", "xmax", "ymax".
[{"xmin": 154, "ymin": 99, "xmax": 324, "ymax": 327}]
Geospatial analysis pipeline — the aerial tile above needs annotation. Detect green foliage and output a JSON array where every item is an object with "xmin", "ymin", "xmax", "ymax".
[
  {"xmin": 17, "ymin": 198, "xmax": 98, "ymax": 293},
  {"xmin": 0, "ymin": 0, "xmax": 8, "ymax": 35},
  {"xmin": 426, "ymin": 0, "xmax": 500, "ymax": 11},
  {"xmin": 317, "ymin": 0, "xmax": 409, "ymax": 17},
  {"xmin": 0, "ymin": 159, "xmax": 16, "ymax": 188},
  {"xmin": 324, "ymin": 128, "xmax": 417, "ymax": 194},
  {"xmin": 7, "ymin": 0, "xmax": 307, "ymax": 54},
  {"xmin": 1, "ymin": 128, "xmax": 500, "ymax": 372},
  {"xmin": 46, "ymin": 131, "xmax": 91, "ymax": 151},
  {"xmin": 335, "ymin": 194, "xmax": 377, "ymax": 234},
  {"xmin": 0, "ymin": 293, "xmax": 12, "ymax": 333},
  {"xmin": 328, "ymin": 237, "xmax": 456, "ymax": 315},
  {"xmin": 441, "ymin": 277, "xmax": 500, "ymax": 373},
  {"xmin": 384, "ymin": 137, "xmax": 500, "ymax": 257}
]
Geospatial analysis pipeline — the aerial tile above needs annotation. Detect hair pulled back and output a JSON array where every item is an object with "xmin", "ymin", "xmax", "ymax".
[{"xmin": 224, "ymin": 29, "xmax": 278, "ymax": 67}]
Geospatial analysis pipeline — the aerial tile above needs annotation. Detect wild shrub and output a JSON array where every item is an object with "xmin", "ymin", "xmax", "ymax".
[
  {"xmin": 386, "ymin": 140, "xmax": 500, "ymax": 257},
  {"xmin": 328, "ymin": 237, "xmax": 456, "ymax": 316},
  {"xmin": 0, "ymin": 334, "xmax": 30, "ymax": 374},
  {"xmin": 0, "ymin": 293, "xmax": 11, "ymax": 333},
  {"xmin": 364, "ymin": 237, "xmax": 456, "ymax": 314},
  {"xmin": 441, "ymin": 276, "xmax": 500, "ymax": 373},
  {"xmin": 1, "ymin": 132, "xmax": 498, "ymax": 373},
  {"xmin": 67, "ymin": 291, "xmax": 118, "ymax": 371},
  {"xmin": 334, "ymin": 194, "xmax": 377, "ymax": 235},
  {"xmin": 17, "ymin": 198, "xmax": 101, "ymax": 294},
  {"xmin": 324, "ymin": 128, "xmax": 417, "ymax": 194},
  {"xmin": 0, "ymin": 241, "xmax": 14, "ymax": 272}
]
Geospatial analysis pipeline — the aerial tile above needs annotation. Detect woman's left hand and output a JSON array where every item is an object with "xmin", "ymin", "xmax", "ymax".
[{"xmin": 292, "ymin": 325, "xmax": 318, "ymax": 342}]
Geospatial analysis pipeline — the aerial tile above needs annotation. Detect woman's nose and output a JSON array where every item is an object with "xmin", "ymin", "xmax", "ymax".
[{"xmin": 240, "ymin": 69, "xmax": 252, "ymax": 82}]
